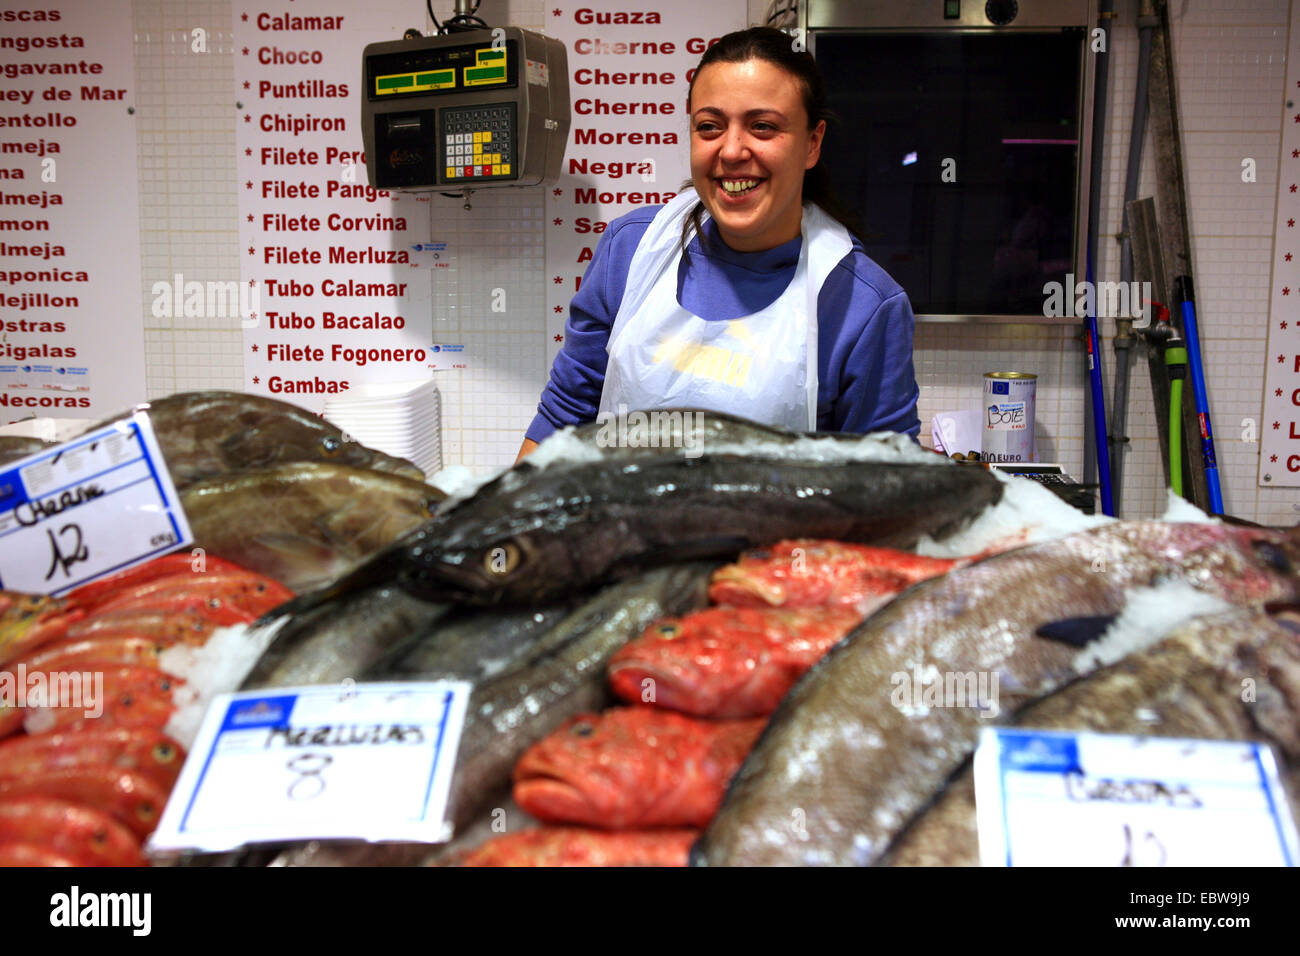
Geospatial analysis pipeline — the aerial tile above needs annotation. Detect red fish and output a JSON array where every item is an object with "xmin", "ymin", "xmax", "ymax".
[
  {"xmin": 708, "ymin": 539, "xmax": 966, "ymax": 612},
  {"xmin": 0, "ymin": 594, "xmax": 83, "ymax": 668},
  {"xmin": 66, "ymin": 608, "xmax": 217, "ymax": 644},
  {"xmin": 608, "ymin": 605, "xmax": 863, "ymax": 718},
  {"xmin": 0, "ymin": 842, "xmax": 87, "ymax": 866},
  {"xmin": 18, "ymin": 666, "xmax": 183, "ymax": 737},
  {"xmin": 2, "ymin": 660, "xmax": 176, "ymax": 740},
  {"xmin": 0, "ymin": 768, "xmax": 168, "ymax": 839},
  {"xmin": 63, "ymin": 553, "xmax": 245, "ymax": 612},
  {"xmin": 11, "ymin": 635, "xmax": 179, "ymax": 673},
  {"xmin": 88, "ymin": 572, "xmax": 293, "ymax": 624},
  {"xmin": 0, "ymin": 726, "xmax": 185, "ymax": 791},
  {"xmin": 513, "ymin": 708, "xmax": 765, "ymax": 829},
  {"xmin": 458, "ymin": 828, "xmax": 697, "ymax": 867},
  {"xmin": 0, "ymin": 797, "xmax": 145, "ymax": 866}
]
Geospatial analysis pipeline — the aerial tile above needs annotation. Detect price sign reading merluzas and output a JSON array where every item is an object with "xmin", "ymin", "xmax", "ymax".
[
  {"xmin": 0, "ymin": 413, "xmax": 193, "ymax": 595},
  {"xmin": 147, "ymin": 682, "xmax": 471, "ymax": 853}
]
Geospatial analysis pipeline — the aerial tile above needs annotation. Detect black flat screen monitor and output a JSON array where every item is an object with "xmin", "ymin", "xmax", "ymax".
[{"xmin": 815, "ymin": 30, "xmax": 1085, "ymax": 318}]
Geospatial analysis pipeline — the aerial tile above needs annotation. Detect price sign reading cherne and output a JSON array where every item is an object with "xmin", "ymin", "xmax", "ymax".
[
  {"xmin": 0, "ymin": 413, "xmax": 193, "ymax": 595},
  {"xmin": 975, "ymin": 728, "xmax": 1300, "ymax": 866},
  {"xmin": 147, "ymin": 682, "xmax": 471, "ymax": 854}
]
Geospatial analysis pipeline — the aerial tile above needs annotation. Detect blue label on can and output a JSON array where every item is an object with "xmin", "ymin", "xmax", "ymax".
[{"xmin": 992, "ymin": 380, "xmax": 1010, "ymax": 395}]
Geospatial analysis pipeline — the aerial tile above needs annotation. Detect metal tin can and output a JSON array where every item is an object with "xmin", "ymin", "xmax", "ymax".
[{"xmin": 982, "ymin": 372, "xmax": 1036, "ymax": 463}]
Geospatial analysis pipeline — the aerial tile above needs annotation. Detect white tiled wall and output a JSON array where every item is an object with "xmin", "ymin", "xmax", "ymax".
[
  {"xmin": 127, "ymin": 0, "xmax": 1300, "ymax": 521},
  {"xmin": 133, "ymin": 0, "xmax": 243, "ymax": 398},
  {"xmin": 1103, "ymin": 0, "xmax": 1297, "ymax": 522}
]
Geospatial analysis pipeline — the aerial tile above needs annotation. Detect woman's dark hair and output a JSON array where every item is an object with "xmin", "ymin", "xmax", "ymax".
[{"xmin": 681, "ymin": 26, "xmax": 860, "ymax": 253}]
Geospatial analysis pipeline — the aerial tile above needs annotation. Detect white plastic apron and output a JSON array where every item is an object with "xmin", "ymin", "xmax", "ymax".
[{"xmin": 598, "ymin": 187, "xmax": 853, "ymax": 430}]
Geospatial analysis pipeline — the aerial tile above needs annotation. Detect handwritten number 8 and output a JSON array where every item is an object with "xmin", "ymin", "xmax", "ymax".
[{"xmin": 286, "ymin": 752, "xmax": 333, "ymax": 801}]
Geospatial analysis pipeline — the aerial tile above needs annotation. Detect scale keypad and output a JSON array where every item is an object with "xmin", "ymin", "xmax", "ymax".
[{"xmin": 442, "ymin": 103, "xmax": 515, "ymax": 181}]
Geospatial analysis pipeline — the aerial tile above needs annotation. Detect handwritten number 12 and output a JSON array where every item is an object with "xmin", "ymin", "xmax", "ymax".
[{"xmin": 44, "ymin": 523, "xmax": 89, "ymax": 581}]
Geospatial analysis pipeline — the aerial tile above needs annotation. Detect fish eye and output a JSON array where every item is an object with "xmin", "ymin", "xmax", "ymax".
[
  {"xmin": 158, "ymin": 678, "xmax": 172, "ymax": 692},
  {"xmin": 1252, "ymin": 540, "xmax": 1293, "ymax": 574},
  {"xmin": 570, "ymin": 721, "xmax": 595, "ymax": 737},
  {"xmin": 321, "ymin": 435, "xmax": 342, "ymax": 455},
  {"xmin": 92, "ymin": 829, "xmax": 108, "ymax": 846},
  {"xmin": 137, "ymin": 803, "xmax": 157, "ymax": 823},
  {"xmin": 656, "ymin": 623, "xmax": 681, "ymax": 639},
  {"xmin": 153, "ymin": 742, "xmax": 177, "ymax": 763},
  {"xmin": 483, "ymin": 542, "xmax": 522, "ymax": 577}
]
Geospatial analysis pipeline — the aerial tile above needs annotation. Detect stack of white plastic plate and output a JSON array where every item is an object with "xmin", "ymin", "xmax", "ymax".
[{"xmin": 322, "ymin": 380, "xmax": 442, "ymax": 479}]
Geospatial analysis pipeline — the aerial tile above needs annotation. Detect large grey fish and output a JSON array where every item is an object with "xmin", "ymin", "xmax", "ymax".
[
  {"xmin": 524, "ymin": 408, "xmax": 899, "ymax": 470},
  {"xmin": 266, "ymin": 790, "xmax": 528, "ymax": 868},
  {"xmin": 82, "ymin": 391, "xmax": 425, "ymax": 488},
  {"xmin": 693, "ymin": 521, "xmax": 1300, "ymax": 866},
  {"xmin": 240, "ymin": 585, "xmax": 449, "ymax": 689},
  {"xmin": 181, "ymin": 463, "xmax": 444, "ymax": 593},
  {"xmin": 271, "ymin": 432, "xmax": 1001, "ymax": 612},
  {"xmin": 446, "ymin": 562, "xmax": 714, "ymax": 829},
  {"xmin": 0, "ymin": 435, "xmax": 53, "ymax": 467},
  {"xmin": 386, "ymin": 603, "xmax": 574, "ymax": 684},
  {"xmin": 260, "ymin": 564, "xmax": 710, "ymax": 866},
  {"xmin": 883, "ymin": 605, "xmax": 1300, "ymax": 866}
]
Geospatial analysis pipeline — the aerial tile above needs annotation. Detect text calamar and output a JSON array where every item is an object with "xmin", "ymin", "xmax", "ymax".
[{"xmin": 49, "ymin": 886, "xmax": 151, "ymax": 936}]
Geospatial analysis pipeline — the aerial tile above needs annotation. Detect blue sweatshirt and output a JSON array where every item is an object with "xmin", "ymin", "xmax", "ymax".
[{"xmin": 526, "ymin": 205, "xmax": 921, "ymax": 443}]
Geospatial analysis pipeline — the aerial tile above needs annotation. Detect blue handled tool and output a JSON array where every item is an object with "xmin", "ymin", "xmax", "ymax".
[
  {"xmin": 1085, "ymin": 258, "xmax": 1115, "ymax": 517},
  {"xmin": 1171, "ymin": 275, "xmax": 1223, "ymax": 513}
]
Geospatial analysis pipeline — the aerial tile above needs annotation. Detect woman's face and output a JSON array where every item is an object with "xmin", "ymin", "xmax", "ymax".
[{"xmin": 689, "ymin": 58, "xmax": 825, "ymax": 252}]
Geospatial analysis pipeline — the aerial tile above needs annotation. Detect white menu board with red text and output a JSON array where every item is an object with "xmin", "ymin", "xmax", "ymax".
[
  {"xmin": 0, "ymin": 2, "xmax": 145, "ymax": 421},
  {"xmin": 1261, "ymin": 3, "xmax": 1300, "ymax": 486},
  {"xmin": 543, "ymin": 2, "xmax": 748, "ymax": 365},
  {"xmin": 234, "ymin": 2, "xmax": 440, "ymax": 413}
]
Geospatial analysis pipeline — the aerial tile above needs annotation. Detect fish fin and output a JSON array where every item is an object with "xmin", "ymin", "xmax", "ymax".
[
  {"xmin": 632, "ymin": 537, "xmax": 752, "ymax": 568},
  {"xmin": 253, "ymin": 532, "xmax": 337, "ymax": 563},
  {"xmin": 1034, "ymin": 615, "xmax": 1118, "ymax": 647},
  {"xmin": 251, "ymin": 550, "xmax": 394, "ymax": 627}
]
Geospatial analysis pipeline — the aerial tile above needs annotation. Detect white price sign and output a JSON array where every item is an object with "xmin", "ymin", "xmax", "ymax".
[
  {"xmin": 148, "ymin": 682, "xmax": 470, "ymax": 854},
  {"xmin": 975, "ymin": 728, "xmax": 1300, "ymax": 866},
  {"xmin": 0, "ymin": 413, "xmax": 192, "ymax": 595}
]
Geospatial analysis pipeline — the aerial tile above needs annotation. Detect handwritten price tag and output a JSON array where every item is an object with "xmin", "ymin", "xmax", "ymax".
[
  {"xmin": 974, "ymin": 728, "xmax": 1300, "ymax": 866},
  {"xmin": 147, "ymin": 682, "xmax": 470, "ymax": 854},
  {"xmin": 0, "ymin": 413, "xmax": 192, "ymax": 595}
]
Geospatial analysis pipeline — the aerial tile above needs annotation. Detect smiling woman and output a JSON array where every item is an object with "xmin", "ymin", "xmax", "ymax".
[
  {"xmin": 688, "ymin": 59, "xmax": 822, "ymax": 252},
  {"xmin": 519, "ymin": 27, "xmax": 921, "ymax": 461}
]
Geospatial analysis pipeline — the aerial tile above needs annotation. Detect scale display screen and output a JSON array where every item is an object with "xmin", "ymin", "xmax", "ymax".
[
  {"xmin": 362, "ymin": 27, "xmax": 568, "ymax": 191},
  {"xmin": 369, "ymin": 41, "xmax": 516, "ymax": 99}
]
